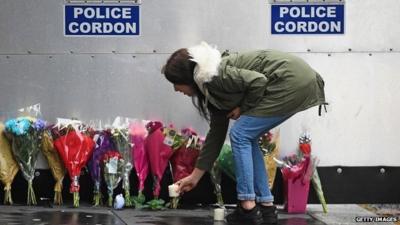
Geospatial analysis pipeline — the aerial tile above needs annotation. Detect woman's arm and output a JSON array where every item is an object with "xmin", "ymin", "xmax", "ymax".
[
  {"xmin": 195, "ymin": 109, "xmax": 230, "ymax": 171},
  {"xmin": 176, "ymin": 108, "xmax": 229, "ymax": 193}
]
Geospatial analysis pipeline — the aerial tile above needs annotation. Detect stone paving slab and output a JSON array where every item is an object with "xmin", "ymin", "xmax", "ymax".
[
  {"xmin": 307, "ymin": 204, "xmax": 397, "ymax": 225},
  {"xmin": 0, "ymin": 205, "xmax": 324, "ymax": 225},
  {"xmin": 0, "ymin": 205, "xmax": 124, "ymax": 225},
  {"xmin": 113, "ymin": 205, "xmax": 325, "ymax": 225},
  {"xmin": 1, "ymin": 204, "xmax": 398, "ymax": 225}
]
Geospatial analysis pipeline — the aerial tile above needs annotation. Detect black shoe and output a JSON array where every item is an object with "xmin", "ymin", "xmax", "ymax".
[
  {"xmin": 258, "ymin": 204, "xmax": 278, "ymax": 224},
  {"xmin": 226, "ymin": 204, "xmax": 263, "ymax": 225}
]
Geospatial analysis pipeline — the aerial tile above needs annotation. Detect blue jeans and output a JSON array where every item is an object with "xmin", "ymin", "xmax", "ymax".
[{"xmin": 229, "ymin": 115, "xmax": 290, "ymax": 203}]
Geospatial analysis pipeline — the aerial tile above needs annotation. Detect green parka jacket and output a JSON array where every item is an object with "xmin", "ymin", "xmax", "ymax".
[{"xmin": 188, "ymin": 43, "xmax": 326, "ymax": 171}]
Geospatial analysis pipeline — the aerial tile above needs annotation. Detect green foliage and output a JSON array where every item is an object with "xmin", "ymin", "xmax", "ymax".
[{"xmin": 143, "ymin": 198, "xmax": 168, "ymax": 210}]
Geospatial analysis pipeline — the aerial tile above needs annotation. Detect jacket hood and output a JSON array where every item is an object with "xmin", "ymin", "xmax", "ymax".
[{"xmin": 188, "ymin": 42, "xmax": 221, "ymax": 93}]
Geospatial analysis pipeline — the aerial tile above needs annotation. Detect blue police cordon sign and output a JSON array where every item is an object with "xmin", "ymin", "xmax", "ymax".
[
  {"xmin": 64, "ymin": 5, "xmax": 140, "ymax": 36},
  {"xmin": 271, "ymin": 4, "xmax": 344, "ymax": 34}
]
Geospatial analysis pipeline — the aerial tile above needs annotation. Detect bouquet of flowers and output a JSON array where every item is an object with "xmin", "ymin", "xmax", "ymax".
[
  {"xmin": 111, "ymin": 117, "xmax": 134, "ymax": 207},
  {"xmin": 41, "ymin": 129, "xmax": 66, "ymax": 205},
  {"xmin": 259, "ymin": 130, "xmax": 280, "ymax": 189},
  {"xmin": 144, "ymin": 121, "xmax": 182, "ymax": 210},
  {"xmin": 0, "ymin": 122, "xmax": 19, "ymax": 205},
  {"xmin": 4, "ymin": 117, "xmax": 45, "ymax": 205},
  {"xmin": 88, "ymin": 129, "xmax": 114, "ymax": 206},
  {"xmin": 280, "ymin": 135, "xmax": 313, "ymax": 213},
  {"xmin": 169, "ymin": 128, "xmax": 202, "ymax": 209},
  {"xmin": 129, "ymin": 120, "xmax": 149, "ymax": 208},
  {"xmin": 299, "ymin": 133, "xmax": 327, "ymax": 213},
  {"xmin": 52, "ymin": 119, "xmax": 95, "ymax": 207},
  {"xmin": 280, "ymin": 153, "xmax": 311, "ymax": 181},
  {"xmin": 102, "ymin": 150, "xmax": 124, "ymax": 207}
]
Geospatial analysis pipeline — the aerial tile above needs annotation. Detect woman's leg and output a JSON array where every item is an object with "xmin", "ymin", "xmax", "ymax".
[
  {"xmin": 229, "ymin": 116, "xmax": 256, "ymax": 205},
  {"xmin": 227, "ymin": 115, "xmax": 291, "ymax": 225},
  {"xmin": 252, "ymin": 139, "xmax": 274, "ymax": 203},
  {"xmin": 230, "ymin": 115, "xmax": 291, "ymax": 206}
]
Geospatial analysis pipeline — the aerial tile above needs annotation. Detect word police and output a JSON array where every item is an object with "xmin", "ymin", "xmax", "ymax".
[
  {"xmin": 65, "ymin": 5, "xmax": 140, "ymax": 36},
  {"xmin": 73, "ymin": 7, "xmax": 132, "ymax": 19}
]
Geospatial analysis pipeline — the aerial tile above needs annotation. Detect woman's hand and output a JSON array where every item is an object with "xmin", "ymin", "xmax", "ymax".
[
  {"xmin": 227, "ymin": 107, "xmax": 241, "ymax": 120},
  {"xmin": 176, "ymin": 168, "xmax": 205, "ymax": 193}
]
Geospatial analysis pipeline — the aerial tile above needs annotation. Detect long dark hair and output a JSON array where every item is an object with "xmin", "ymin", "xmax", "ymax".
[{"xmin": 162, "ymin": 48, "xmax": 209, "ymax": 120}]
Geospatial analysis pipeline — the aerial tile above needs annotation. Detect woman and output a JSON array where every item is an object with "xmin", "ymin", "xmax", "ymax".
[{"xmin": 162, "ymin": 42, "xmax": 326, "ymax": 225}]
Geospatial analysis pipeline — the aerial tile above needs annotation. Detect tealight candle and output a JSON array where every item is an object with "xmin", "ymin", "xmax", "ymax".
[
  {"xmin": 214, "ymin": 208, "xmax": 225, "ymax": 221},
  {"xmin": 168, "ymin": 184, "xmax": 179, "ymax": 197}
]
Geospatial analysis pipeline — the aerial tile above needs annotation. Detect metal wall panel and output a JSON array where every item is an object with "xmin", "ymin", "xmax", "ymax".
[
  {"xmin": 0, "ymin": 54, "xmax": 205, "ymax": 130},
  {"xmin": 1, "ymin": 0, "xmax": 399, "ymax": 53},
  {"xmin": 1, "ymin": 53, "xmax": 399, "ymax": 167},
  {"xmin": 279, "ymin": 53, "xmax": 400, "ymax": 167}
]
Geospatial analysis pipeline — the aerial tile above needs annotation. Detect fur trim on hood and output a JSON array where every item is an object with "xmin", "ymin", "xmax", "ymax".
[{"xmin": 188, "ymin": 42, "xmax": 221, "ymax": 93}]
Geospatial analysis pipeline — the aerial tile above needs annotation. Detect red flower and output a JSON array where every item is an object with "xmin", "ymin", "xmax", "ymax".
[{"xmin": 299, "ymin": 143, "xmax": 311, "ymax": 155}]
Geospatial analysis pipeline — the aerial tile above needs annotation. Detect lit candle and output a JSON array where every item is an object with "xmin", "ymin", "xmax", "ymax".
[
  {"xmin": 168, "ymin": 184, "xmax": 179, "ymax": 197},
  {"xmin": 214, "ymin": 208, "xmax": 225, "ymax": 221}
]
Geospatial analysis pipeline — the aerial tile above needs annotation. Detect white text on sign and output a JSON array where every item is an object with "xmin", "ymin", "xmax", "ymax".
[{"xmin": 271, "ymin": 4, "xmax": 344, "ymax": 34}]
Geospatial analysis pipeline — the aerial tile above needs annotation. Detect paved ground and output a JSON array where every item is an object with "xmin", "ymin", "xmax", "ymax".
[
  {"xmin": 0, "ymin": 204, "xmax": 398, "ymax": 225},
  {"xmin": 308, "ymin": 204, "xmax": 397, "ymax": 225}
]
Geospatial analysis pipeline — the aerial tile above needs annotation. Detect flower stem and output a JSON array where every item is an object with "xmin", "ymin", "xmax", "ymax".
[
  {"xmin": 216, "ymin": 193, "xmax": 224, "ymax": 206},
  {"xmin": 53, "ymin": 181, "xmax": 63, "ymax": 205},
  {"xmin": 124, "ymin": 189, "xmax": 132, "ymax": 207},
  {"xmin": 108, "ymin": 190, "xmax": 114, "ymax": 207},
  {"xmin": 4, "ymin": 184, "xmax": 13, "ymax": 205},
  {"xmin": 54, "ymin": 191, "xmax": 62, "ymax": 205},
  {"xmin": 73, "ymin": 192, "xmax": 79, "ymax": 208},
  {"xmin": 27, "ymin": 181, "xmax": 37, "ymax": 205},
  {"xmin": 93, "ymin": 193, "xmax": 101, "ymax": 206},
  {"xmin": 171, "ymin": 197, "xmax": 180, "ymax": 209},
  {"xmin": 4, "ymin": 189, "xmax": 13, "ymax": 205}
]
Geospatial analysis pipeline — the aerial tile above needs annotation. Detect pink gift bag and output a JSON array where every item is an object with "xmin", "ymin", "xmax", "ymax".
[
  {"xmin": 282, "ymin": 156, "xmax": 312, "ymax": 213},
  {"xmin": 283, "ymin": 176, "xmax": 311, "ymax": 213}
]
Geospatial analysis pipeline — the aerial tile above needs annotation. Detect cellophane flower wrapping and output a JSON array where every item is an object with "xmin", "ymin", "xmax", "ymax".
[
  {"xmin": 129, "ymin": 120, "xmax": 149, "ymax": 208},
  {"xmin": 210, "ymin": 162, "xmax": 224, "ymax": 206},
  {"xmin": 88, "ymin": 129, "xmax": 114, "ymax": 206},
  {"xmin": 52, "ymin": 119, "xmax": 95, "ymax": 207},
  {"xmin": 111, "ymin": 129, "xmax": 133, "ymax": 206},
  {"xmin": 216, "ymin": 144, "xmax": 236, "ymax": 181},
  {"xmin": 102, "ymin": 150, "xmax": 124, "ymax": 207},
  {"xmin": 281, "ymin": 153, "xmax": 312, "ymax": 182},
  {"xmin": 169, "ymin": 128, "xmax": 202, "ymax": 209},
  {"xmin": 0, "ymin": 122, "xmax": 19, "ymax": 205},
  {"xmin": 144, "ymin": 121, "xmax": 181, "ymax": 210},
  {"xmin": 4, "ymin": 117, "xmax": 45, "ymax": 205},
  {"xmin": 41, "ymin": 129, "xmax": 66, "ymax": 205},
  {"xmin": 212, "ymin": 142, "xmax": 236, "ymax": 206},
  {"xmin": 299, "ymin": 133, "xmax": 328, "ymax": 213},
  {"xmin": 259, "ymin": 129, "xmax": 280, "ymax": 189}
]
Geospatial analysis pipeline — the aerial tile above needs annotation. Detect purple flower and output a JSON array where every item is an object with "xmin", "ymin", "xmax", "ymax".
[{"xmin": 33, "ymin": 119, "xmax": 46, "ymax": 131}]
